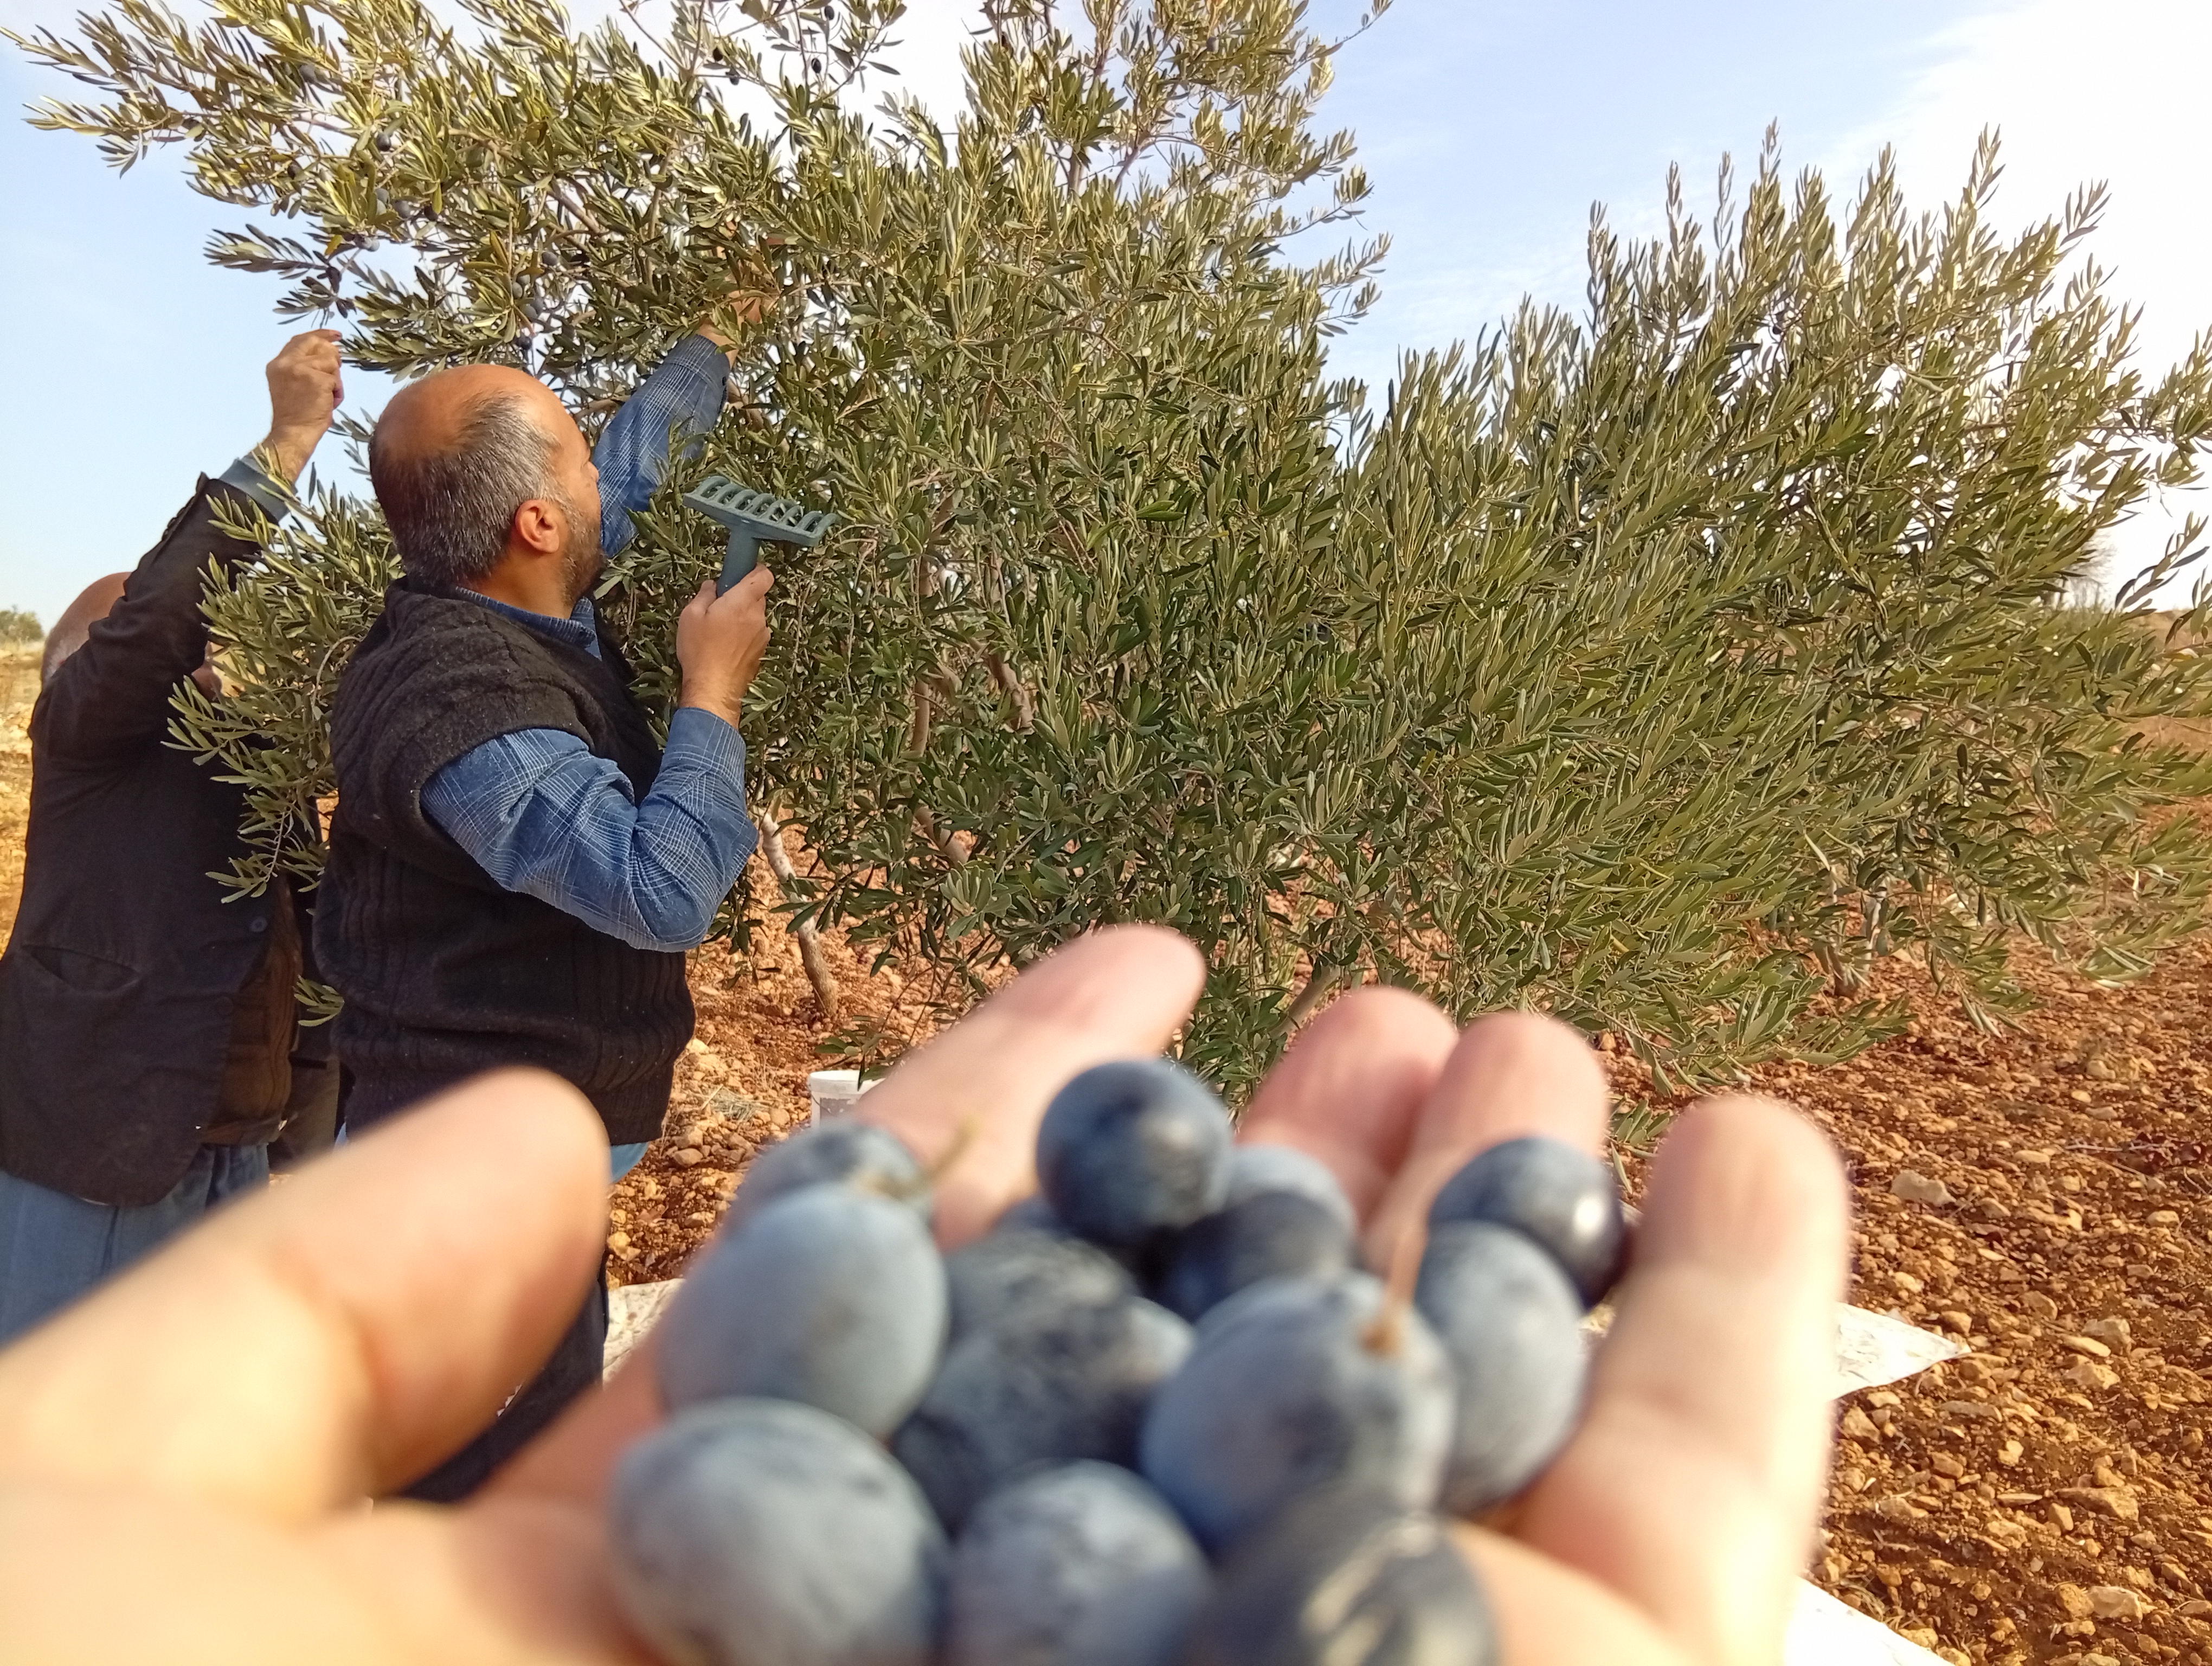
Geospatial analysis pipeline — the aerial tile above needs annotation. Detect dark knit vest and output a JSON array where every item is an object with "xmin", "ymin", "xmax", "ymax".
[{"xmin": 316, "ymin": 578, "xmax": 692, "ymax": 1142}]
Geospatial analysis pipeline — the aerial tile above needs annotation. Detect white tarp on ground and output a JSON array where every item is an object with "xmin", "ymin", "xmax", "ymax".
[
  {"xmin": 1792, "ymin": 1305, "xmax": 1965, "ymax": 1665},
  {"xmin": 606, "ymin": 1277, "xmax": 682, "ymax": 1379},
  {"xmin": 1791, "ymin": 1580, "xmax": 1947, "ymax": 1666},
  {"xmin": 603, "ymin": 1279, "xmax": 1959, "ymax": 1665},
  {"xmin": 1835, "ymin": 1304, "xmax": 1968, "ymax": 1395}
]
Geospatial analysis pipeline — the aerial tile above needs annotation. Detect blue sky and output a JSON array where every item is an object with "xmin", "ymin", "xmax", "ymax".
[{"xmin": 4, "ymin": 0, "xmax": 2208, "ymax": 627}]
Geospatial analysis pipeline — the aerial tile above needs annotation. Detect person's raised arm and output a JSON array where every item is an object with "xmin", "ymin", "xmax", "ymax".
[
  {"xmin": 593, "ymin": 260, "xmax": 780, "ymax": 556},
  {"xmin": 246, "ymin": 329, "xmax": 347, "ymax": 488},
  {"xmin": 36, "ymin": 331, "xmax": 343, "ymax": 762},
  {"xmin": 591, "ymin": 331, "xmax": 731, "ymax": 557}
]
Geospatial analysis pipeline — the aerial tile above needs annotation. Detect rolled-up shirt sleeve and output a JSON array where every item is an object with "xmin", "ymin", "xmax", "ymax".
[
  {"xmin": 420, "ymin": 706, "xmax": 758, "ymax": 952},
  {"xmin": 215, "ymin": 454, "xmax": 295, "ymax": 522},
  {"xmin": 594, "ymin": 332, "xmax": 731, "ymax": 555}
]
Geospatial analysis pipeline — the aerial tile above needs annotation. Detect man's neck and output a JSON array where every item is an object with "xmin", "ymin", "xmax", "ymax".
[{"xmin": 461, "ymin": 560, "xmax": 576, "ymax": 620}]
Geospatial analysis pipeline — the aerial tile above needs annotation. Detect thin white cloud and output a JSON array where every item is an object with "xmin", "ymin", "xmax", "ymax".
[{"xmin": 1830, "ymin": 0, "xmax": 2212, "ymax": 598}]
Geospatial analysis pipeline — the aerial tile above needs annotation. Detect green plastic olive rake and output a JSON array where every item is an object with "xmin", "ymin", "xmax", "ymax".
[{"xmin": 682, "ymin": 476, "xmax": 835, "ymax": 593}]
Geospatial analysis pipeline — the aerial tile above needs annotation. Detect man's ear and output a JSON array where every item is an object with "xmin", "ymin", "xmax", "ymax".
[{"xmin": 512, "ymin": 497, "xmax": 565, "ymax": 558}]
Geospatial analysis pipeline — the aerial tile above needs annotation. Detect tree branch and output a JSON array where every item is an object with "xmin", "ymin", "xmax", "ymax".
[
  {"xmin": 915, "ymin": 805, "xmax": 969, "ymax": 869},
  {"xmin": 1278, "ymin": 962, "xmax": 1355, "ymax": 1034},
  {"xmin": 986, "ymin": 650, "xmax": 1035, "ymax": 732},
  {"xmin": 754, "ymin": 801, "xmax": 841, "ymax": 1022}
]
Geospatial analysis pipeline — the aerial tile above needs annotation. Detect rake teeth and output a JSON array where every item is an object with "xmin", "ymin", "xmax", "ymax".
[{"xmin": 682, "ymin": 474, "xmax": 835, "ymax": 546}]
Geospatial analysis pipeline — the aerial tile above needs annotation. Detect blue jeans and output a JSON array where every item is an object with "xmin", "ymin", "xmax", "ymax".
[
  {"xmin": 0, "ymin": 1144, "xmax": 269, "ymax": 1346},
  {"xmin": 397, "ymin": 1142, "xmax": 644, "ymax": 1501}
]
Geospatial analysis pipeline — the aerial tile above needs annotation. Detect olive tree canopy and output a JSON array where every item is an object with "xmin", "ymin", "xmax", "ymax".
[{"xmin": 15, "ymin": 0, "xmax": 2212, "ymax": 1092}]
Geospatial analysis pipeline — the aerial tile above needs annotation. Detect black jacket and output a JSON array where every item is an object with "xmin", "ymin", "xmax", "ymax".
[
  {"xmin": 0, "ymin": 478, "xmax": 295, "ymax": 1206},
  {"xmin": 316, "ymin": 578, "xmax": 692, "ymax": 1143}
]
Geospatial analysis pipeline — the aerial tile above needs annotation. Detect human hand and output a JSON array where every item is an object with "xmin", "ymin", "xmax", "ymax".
[
  {"xmin": 695, "ymin": 242, "xmax": 785, "ymax": 349},
  {"xmin": 674, "ymin": 566, "xmax": 773, "ymax": 728},
  {"xmin": 258, "ymin": 329, "xmax": 344, "ymax": 484},
  {"xmin": 0, "ymin": 928, "xmax": 1847, "ymax": 1665}
]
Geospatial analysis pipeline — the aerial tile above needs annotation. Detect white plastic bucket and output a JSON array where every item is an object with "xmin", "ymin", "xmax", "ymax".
[{"xmin": 807, "ymin": 1069, "xmax": 878, "ymax": 1123}]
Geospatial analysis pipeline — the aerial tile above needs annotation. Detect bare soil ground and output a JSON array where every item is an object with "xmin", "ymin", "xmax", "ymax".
[
  {"xmin": 1735, "ymin": 948, "xmax": 2211, "ymax": 1665},
  {"xmin": 0, "ymin": 643, "xmax": 2205, "ymax": 1663},
  {"xmin": 604, "ymin": 855, "xmax": 946, "ymax": 1284},
  {"xmin": 0, "ymin": 648, "xmax": 38, "ymax": 946}
]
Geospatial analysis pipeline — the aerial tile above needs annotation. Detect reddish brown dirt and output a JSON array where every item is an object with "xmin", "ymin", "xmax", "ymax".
[
  {"xmin": 606, "ymin": 842, "xmax": 948, "ymax": 1285},
  {"xmin": 0, "ymin": 648, "xmax": 38, "ymax": 946},
  {"xmin": 1734, "ymin": 947, "xmax": 2212, "ymax": 1666}
]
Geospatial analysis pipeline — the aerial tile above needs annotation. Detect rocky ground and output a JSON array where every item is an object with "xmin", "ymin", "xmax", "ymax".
[
  {"xmin": 1746, "ymin": 946, "xmax": 2212, "ymax": 1666},
  {"xmin": 0, "ymin": 634, "xmax": 2204, "ymax": 1662},
  {"xmin": 604, "ymin": 856, "xmax": 944, "ymax": 1284}
]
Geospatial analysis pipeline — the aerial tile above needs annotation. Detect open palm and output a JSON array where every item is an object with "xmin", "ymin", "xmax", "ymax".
[{"xmin": 0, "ymin": 926, "xmax": 1847, "ymax": 1665}]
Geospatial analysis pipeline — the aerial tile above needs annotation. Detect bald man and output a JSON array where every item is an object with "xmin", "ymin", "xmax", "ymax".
[
  {"xmin": 0, "ymin": 331, "xmax": 344, "ymax": 1344},
  {"xmin": 316, "ymin": 326, "xmax": 770, "ymax": 1497},
  {"xmin": 39, "ymin": 574, "xmax": 128, "ymax": 688}
]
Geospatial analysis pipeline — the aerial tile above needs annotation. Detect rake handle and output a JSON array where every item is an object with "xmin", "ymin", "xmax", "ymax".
[{"xmin": 717, "ymin": 531, "xmax": 760, "ymax": 595}]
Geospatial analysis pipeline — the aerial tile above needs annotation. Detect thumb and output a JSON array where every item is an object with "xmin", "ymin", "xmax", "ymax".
[
  {"xmin": 0, "ymin": 1071, "xmax": 608, "ymax": 1517},
  {"xmin": 725, "ymin": 564, "xmax": 774, "ymax": 607}
]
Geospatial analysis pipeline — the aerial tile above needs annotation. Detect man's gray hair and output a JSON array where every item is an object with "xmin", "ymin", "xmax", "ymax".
[{"xmin": 368, "ymin": 390, "xmax": 560, "ymax": 587}]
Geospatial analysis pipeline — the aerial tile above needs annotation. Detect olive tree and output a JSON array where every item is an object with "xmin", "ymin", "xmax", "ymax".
[{"xmin": 15, "ymin": 0, "xmax": 2212, "ymax": 1092}]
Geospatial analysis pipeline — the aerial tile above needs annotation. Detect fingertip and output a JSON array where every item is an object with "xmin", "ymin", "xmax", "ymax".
[
  {"xmin": 1240, "ymin": 983, "xmax": 1457, "ymax": 1219},
  {"xmin": 1359, "ymin": 1007, "xmax": 1609, "ymax": 1270},
  {"xmin": 1001, "ymin": 924, "xmax": 1206, "ymax": 1020},
  {"xmin": 1638, "ymin": 1093, "xmax": 1850, "ymax": 1277},
  {"xmin": 324, "ymin": 1071, "xmax": 611, "ymax": 1487},
  {"xmin": 1445, "ymin": 1010, "xmax": 1608, "ymax": 1134},
  {"xmin": 1100, "ymin": 923, "xmax": 1205, "ymax": 1005},
  {"xmin": 1099, "ymin": 920, "xmax": 1205, "ymax": 974},
  {"xmin": 1280, "ymin": 983, "xmax": 1460, "ymax": 1088},
  {"xmin": 1685, "ymin": 1092, "xmax": 1846, "ymax": 1184},
  {"xmin": 231, "ymin": 1067, "xmax": 608, "ymax": 1256},
  {"xmin": 1298, "ymin": 981, "xmax": 1458, "ymax": 1052},
  {"xmin": 403, "ymin": 1066, "xmax": 609, "ymax": 1185},
  {"xmin": 856, "ymin": 925, "xmax": 1206, "ymax": 1246}
]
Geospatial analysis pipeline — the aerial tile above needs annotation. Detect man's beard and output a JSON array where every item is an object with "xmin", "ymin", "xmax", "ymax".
[{"xmin": 554, "ymin": 492, "xmax": 604, "ymax": 608}]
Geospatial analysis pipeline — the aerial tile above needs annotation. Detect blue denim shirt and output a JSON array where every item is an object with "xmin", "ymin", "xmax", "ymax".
[
  {"xmin": 592, "ymin": 331, "xmax": 733, "ymax": 556},
  {"xmin": 416, "ymin": 334, "xmax": 759, "ymax": 953}
]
